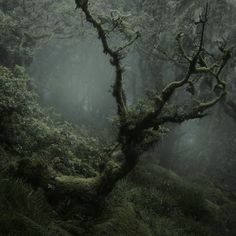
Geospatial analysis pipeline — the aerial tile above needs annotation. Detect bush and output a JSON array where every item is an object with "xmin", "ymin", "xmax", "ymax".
[{"xmin": 0, "ymin": 65, "xmax": 100, "ymax": 177}]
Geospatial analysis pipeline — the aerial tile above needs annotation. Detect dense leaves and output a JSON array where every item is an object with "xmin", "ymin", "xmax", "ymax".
[{"xmin": 0, "ymin": 66, "xmax": 100, "ymax": 177}]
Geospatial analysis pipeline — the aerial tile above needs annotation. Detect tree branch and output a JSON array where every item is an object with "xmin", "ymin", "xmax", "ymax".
[
  {"xmin": 133, "ymin": 3, "xmax": 229, "ymax": 132},
  {"xmin": 75, "ymin": 0, "xmax": 133, "ymax": 119},
  {"xmin": 14, "ymin": 2, "xmax": 232, "ymax": 204}
]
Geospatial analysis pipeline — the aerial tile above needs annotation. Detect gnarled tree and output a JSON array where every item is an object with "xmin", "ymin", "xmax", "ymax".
[{"xmin": 16, "ymin": 1, "xmax": 234, "ymax": 204}]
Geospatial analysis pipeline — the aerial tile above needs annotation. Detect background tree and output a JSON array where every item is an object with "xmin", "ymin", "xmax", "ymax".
[{"xmin": 0, "ymin": 0, "xmax": 83, "ymax": 67}]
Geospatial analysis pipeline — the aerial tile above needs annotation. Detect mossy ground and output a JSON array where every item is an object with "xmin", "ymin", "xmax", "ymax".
[{"xmin": 93, "ymin": 160, "xmax": 236, "ymax": 236}]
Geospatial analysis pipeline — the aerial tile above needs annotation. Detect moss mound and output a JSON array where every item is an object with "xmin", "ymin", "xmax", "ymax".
[{"xmin": 94, "ymin": 161, "xmax": 236, "ymax": 236}]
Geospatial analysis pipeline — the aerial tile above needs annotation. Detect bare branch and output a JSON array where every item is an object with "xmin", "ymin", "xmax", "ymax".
[
  {"xmin": 132, "ymin": 3, "xmax": 229, "ymax": 132},
  {"xmin": 176, "ymin": 33, "xmax": 191, "ymax": 62},
  {"xmin": 75, "ymin": 0, "xmax": 139, "ymax": 120},
  {"xmin": 156, "ymin": 92, "xmax": 226, "ymax": 126},
  {"xmin": 116, "ymin": 32, "xmax": 140, "ymax": 53},
  {"xmin": 195, "ymin": 2, "xmax": 208, "ymax": 55}
]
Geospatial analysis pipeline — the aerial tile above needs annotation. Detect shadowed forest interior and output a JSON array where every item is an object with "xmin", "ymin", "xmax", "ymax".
[{"xmin": 0, "ymin": 0, "xmax": 236, "ymax": 235}]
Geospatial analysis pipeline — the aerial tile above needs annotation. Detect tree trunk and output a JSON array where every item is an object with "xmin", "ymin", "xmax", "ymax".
[{"xmin": 13, "ymin": 147, "xmax": 139, "ymax": 205}]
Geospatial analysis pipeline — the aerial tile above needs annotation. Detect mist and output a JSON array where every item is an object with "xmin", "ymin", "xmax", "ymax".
[{"xmin": 0, "ymin": 0, "xmax": 235, "ymax": 235}]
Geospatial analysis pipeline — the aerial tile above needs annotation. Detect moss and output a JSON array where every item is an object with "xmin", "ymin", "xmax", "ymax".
[
  {"xmin": 220, "ymin": 202, "xmax": 236, "ymax": 235},
  {"xmin": 93, "ymin": 203, "xmax": 152, "ymax": 236},
  {"xmin": 101, "ymin": 161, "xmax": 231, "ymax": 236},
  {"xmin": 55, "ymin": 175, "xmax": 99, "ymax": 197}
]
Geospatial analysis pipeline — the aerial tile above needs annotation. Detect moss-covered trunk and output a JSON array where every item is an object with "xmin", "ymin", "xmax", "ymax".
[{"xmin": 13, "ymin": 144, "xmax": 139, "ymax": 206}]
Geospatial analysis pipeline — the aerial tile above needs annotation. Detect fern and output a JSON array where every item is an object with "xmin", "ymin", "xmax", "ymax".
[{"xmin": 0, "ymin": 177, "xmax": 70, "ymax": 236}]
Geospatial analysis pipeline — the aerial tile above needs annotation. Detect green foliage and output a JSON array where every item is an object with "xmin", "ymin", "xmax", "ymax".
[
  {"xmin": 0, "ymin": 177, "xmax": 70, "ymax": 236},
  {"xmin": 93, "ymin": 202, "xmax": 152, "ymax": 236},
  {"xmin": 0, "ymin": 11, "xmax": 34, "ymax": 66},
  {"xmin": 0, "ymin": 0, "xmax": 83, "ymax": 67},
  {"xmin": 0, "ymin": 65, "xmax": 100, "ymax": 177},
  {"xmin": 0, "ymin": 46, "xmax": 234, "ymax": 236},
  {"xmin": 220, "ymin": 203, "xmax": 236, "ymax": 236}
]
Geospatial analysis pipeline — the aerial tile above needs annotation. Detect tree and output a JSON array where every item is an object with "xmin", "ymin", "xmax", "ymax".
[
  {"xmin": 15, "ymin": 1, "xmax": 234, "ymax": 205},
  {"xmin": 0, "ymin": 0, "xmax": 82, "ymax": 67}
]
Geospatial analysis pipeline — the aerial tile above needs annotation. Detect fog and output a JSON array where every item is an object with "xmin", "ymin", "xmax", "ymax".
[
  {"xmin": 29, "ymin": 38, "xmax": 143, "ymax": 129},
  {"xmin": 1, "ymin": 0, "xmax": 236, "ymax": 235},
  {"xmin": 28, "ymin": 8, "xmax": 236, "ymax": 184},
  {"xmin": 29, "ymin": 39, "xmax": 114, "ymax": 123}
]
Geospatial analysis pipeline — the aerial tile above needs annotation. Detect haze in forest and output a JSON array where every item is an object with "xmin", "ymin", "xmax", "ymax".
[{"xmin": 0, "ymin": 0, "xmax": 235, "ymax": 235}]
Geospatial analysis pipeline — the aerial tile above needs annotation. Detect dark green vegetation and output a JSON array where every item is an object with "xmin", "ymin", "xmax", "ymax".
[
  {"xmin": 0, "ymin": 59, "xmax": 235, "ymax": 236},
  {"xmin": 0, "ymin": 0, "xmax": 236, "ymax": 235}
]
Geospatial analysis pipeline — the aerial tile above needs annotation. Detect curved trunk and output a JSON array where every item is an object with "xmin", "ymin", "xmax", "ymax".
[{"xmin": 13, "ymin": 146, "xmax": 139, "ymax": 204}]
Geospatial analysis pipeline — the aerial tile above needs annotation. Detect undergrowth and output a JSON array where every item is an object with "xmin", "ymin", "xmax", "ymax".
[{"xmin": 0, "ymin": 65, "xmax": 235, "ymax": 236}]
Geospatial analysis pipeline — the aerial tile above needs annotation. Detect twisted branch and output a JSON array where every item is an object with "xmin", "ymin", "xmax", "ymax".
[
  {"xmin": 133, "ymin": 3, "xmax": 229, "ymax": 132},
  {"xmin": 75, "ymin": 0, "xmax": 140, "ymax": 119},
  {"xmin": 14, "ymin": 2, "xmax": 233, "ymax": 204}
]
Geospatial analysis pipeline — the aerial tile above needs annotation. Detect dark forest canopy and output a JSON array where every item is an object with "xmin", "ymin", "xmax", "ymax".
[{"xmin": 0, "ymin": 0, "xmax": 236, "ymax": 235}]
